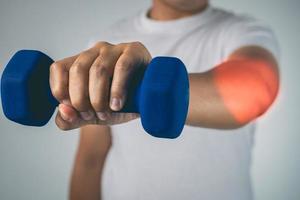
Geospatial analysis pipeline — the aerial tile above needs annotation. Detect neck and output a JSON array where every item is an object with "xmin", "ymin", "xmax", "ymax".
[{"xmin": 149, "ymin": 0, "xmax": 208, "ymax": 21}]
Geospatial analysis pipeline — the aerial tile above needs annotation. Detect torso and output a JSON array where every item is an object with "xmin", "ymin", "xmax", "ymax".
[{"xmin": 89, "ymin": 6, "xmax": 262, "ymax": 200}]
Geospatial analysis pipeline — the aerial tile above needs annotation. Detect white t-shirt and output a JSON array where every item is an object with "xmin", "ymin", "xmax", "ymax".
[{"xmin": 89, "ymin": 6, "xmax": 279, "ymax": 200}]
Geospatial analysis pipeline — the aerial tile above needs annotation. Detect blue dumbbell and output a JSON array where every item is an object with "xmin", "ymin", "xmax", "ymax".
[{"xmin": 1, "ymin": 50, "xmax": 189, "ymax": 138}]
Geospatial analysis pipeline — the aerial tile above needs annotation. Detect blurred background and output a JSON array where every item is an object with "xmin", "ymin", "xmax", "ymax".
[{"xmin": 0, "ymin": 0, "xmax": 299, "ymax": 199}]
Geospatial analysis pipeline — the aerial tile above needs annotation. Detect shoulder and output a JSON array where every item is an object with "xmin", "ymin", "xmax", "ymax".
[
  {"xmin": 194, "ymin": 7, "xmax": 274, "ymax": 41},
  {"xmin": 209, "ymin": 7, "xmax": 279, "ymax": 59},
  {"xmin": 214, "ymin": 7, "xmax": 280, "ymax": 60},
  {"xmin": 209, "ymin": 7, "xmax": 271, "ymax": 30}
]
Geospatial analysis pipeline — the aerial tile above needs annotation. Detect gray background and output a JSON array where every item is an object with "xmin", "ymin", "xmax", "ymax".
[{"xmin": 0, "ymin": 0, "xmax": 299, "ymax": 199}]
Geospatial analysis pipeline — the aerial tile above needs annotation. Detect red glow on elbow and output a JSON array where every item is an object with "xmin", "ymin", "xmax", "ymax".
[{"xmin": 213, "ymin": 60, "xmax": 279, "ymax": 124}]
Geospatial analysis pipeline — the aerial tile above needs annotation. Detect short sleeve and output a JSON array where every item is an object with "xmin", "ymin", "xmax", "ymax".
[{"xmin": 222, "ymin": 15, "xmax": 280, "ymax": 61}]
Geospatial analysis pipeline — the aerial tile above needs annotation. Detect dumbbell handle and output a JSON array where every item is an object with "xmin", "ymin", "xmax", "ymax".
[
  {"xmin": 33, "ymin": 52, "xmax": 143, "ymax": 113},
  {"xmin": 48, "ymin": 69, "xmax": 142, "ymax": 113}
]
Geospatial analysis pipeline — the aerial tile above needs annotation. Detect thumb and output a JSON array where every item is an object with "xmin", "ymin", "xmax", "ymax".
[
  {"xmin": 55, "ymin": 104, "xmax": 81, "ymax": 130},
  {"xmin": 59, "ymin": 103, "xmax": 78, "ymax": 122}
]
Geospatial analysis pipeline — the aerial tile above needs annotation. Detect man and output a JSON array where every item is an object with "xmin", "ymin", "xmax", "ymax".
[{"xmin": 50, "ymin": 0, "xmax": 279, "ymax": 199}]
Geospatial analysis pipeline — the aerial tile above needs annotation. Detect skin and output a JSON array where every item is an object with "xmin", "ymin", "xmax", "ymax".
[
  {"xmin": 69, "ymin": 125, "xmax": 111, "ymax": 200},
  {"xmin": 187, "ymin": 46, "xmax": 279, "ymax": 128},
  {"xmin": 50, "ymin": 41, "xmax": 150, "ymax": 128},
  {"xmin": 61, "ymin": 0, "xmax": 280, "ymax": 199}
]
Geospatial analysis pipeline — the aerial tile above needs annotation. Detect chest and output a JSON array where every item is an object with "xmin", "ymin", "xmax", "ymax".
[{"xmin": 111, "ymin": 27, "xmax": 227, "ymax": 73}]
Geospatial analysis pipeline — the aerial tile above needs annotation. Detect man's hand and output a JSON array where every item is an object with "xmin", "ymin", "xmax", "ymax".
[{"xmin": 49, "ymin": 41, "xmax": 152, "ymax": 130}]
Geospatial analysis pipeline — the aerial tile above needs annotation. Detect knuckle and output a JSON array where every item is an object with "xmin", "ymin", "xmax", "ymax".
[
  {"xmin": 50, "ymin": 61, "xmax": 62, "ymax": 72},
  {"xmin": 95, "ymin": 41, "xmax": 110, "ymax": 48},
  {"xmin": 99, "ymin": 46, "xmax": 110, "ymax": 55},
  {"xmin": 128, "ymin": 41, "xmax": 143, "ymax": 49},
  {"xmin": 90, "ymin": 64, "xmax": 109, "ymax": 77},
  {"xmin": 70, "ymin": 62, "xmax": 84, "ymax": 74},
  {"xmin": 132, "ymin": 41, "xmax": 143, "ymax": 47},
  {"xmin": 116, "ymin": 59, "xmax": 132, "ymax": 72},
  {"xmin": 81, "ymin": 50, "xmax": 94, "ymax": 57},
  {"xmin": 51, "ymin": 86, "xmax": 66, "ymax": 100}
]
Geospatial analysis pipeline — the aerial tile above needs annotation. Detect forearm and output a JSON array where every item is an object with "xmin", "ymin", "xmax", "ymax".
[
  {"xmin": 69, "ymin": 125, "xmax": 111, "ymax": 200},
  {"xmin": 69, "ymin": 159, "xmax": 103, "ymax": 200},
  {"xmin": 186, "ymin": 72, "xmax": 239, "ymax": 129},
  {"xmin": 186, "ymin": 58, "xmax": 279, "ymax": 129}
]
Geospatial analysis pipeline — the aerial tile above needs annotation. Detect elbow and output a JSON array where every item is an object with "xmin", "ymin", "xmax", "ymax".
[
  {"xmin": 233, "ymin": 76, "xmax": 280, "ymax": 126},
  {"xmin": 213, "ymin": 59, "xmax": 280, "ymax": 126}
]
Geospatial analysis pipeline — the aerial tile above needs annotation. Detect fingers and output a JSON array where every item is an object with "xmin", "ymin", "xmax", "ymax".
[
  {"xmin": 50, "ymin": 55, "xmax": 77, "ymax": 103},
  {"xmin": 55, "ymin": 104, "xmax": 80, "ymax": 130},
  {"xmin": 89, "ymin": 48, "xmax": 121, "ymax": 120},
  {"xmin": 108, "ymin": 113, "xmax": 140, "ymax": 124},
  {"xmin": 56, "ymin": 103, "xmax": 103, "ymax": 130},
  {"xmin": 110, "ymin": 52, "xmax": 140, "ymax": 111},
  {"xmin": 69, "ymin": 50, "xmax": 99, "ymax": 120},
  {"xmin": 56, "ymin": 108, "xmax": 139, "ymax": 131},
  {"xmin": 51, "ymin": 41, "xmax": 151, "ymax": 129},
  {"xmin": 110, "ymin": 42, "xmax": 151, "ymax": 111}
]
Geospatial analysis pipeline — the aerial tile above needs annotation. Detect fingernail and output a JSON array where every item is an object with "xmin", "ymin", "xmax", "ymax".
[
  {"xmin": 96, "ymin": 112, "xmax": 107, "ymax": 121},
  {"xmin": 110, "ymin": 98, "xmax": 122, "ymax": 111},
  {"xmin": 60, "ymin": 110, "xmax": 72, "ymax": 122},
  {"xmin": 80, "ymin": 111, "xmax": 94, "ymax": 121},
  {"xmin": 61, "ymin": 99, "xmax": 71, "ymax": 106}
]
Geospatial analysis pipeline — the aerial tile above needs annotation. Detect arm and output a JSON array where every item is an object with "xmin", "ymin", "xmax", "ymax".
[
  {"xmin": 51, "ymin": 42, "xmax": 279, "ymax": 131},
  {"xmin": 69, "ymin": 125, "xmax": 111, "ymax": 200},
  {"xmin": 186, "ymin": 46, "xmax": 279, "ymax": 129}
]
